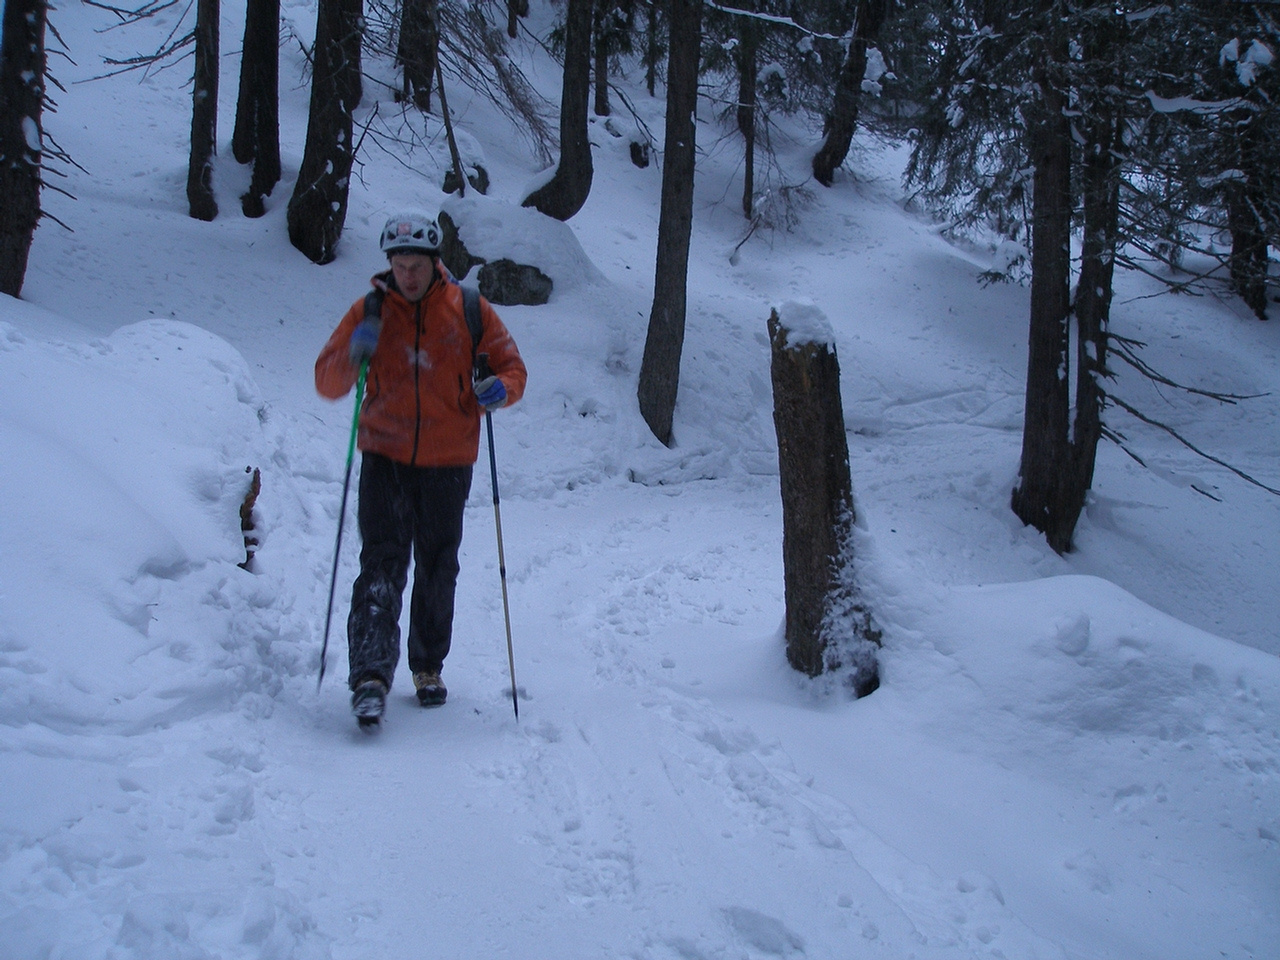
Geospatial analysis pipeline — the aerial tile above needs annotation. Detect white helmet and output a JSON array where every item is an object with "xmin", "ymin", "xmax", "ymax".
[{"xmin": 379, "ymin": 212, "xmax": 441, "ymax": 256}]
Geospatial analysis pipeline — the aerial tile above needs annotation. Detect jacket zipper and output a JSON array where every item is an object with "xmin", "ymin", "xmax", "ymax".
[{"xmin": 410, "ymin": 299, "xmax": 423, "ymax": 464}]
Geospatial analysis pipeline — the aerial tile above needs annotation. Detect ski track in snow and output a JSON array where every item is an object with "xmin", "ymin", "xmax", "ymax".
[{"xmin": 0, "ymin": 414, "xmax": 1081, "ymax": 960}]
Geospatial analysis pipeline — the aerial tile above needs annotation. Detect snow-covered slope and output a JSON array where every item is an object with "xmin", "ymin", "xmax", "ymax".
[{"xmin": 2, "ymin": 2, "xmax": 1277, "ymax": 958}]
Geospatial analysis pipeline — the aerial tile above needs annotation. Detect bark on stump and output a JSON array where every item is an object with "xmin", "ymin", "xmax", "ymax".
[{"xmin": 769, "ymin": 307, "xmax": 878, "ymax": 694}]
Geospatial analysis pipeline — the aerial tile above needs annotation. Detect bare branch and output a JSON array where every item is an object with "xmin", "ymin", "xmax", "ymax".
[
  {"xmin": 1109, "ymin": 336, "xmax": 1267, "ymax": 403},
  {"xmin": 84, "ymin": 0, "xmax": 182, "ymax": 28},
  {"xmin": 1108, "ymin": 394, "xmax": 1280, "ymax": 496}
]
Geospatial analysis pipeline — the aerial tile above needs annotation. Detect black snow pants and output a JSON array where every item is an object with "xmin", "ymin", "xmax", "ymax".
[{"xmin": 347, "ymin": 452, "xmax": 473, "ymax": 690}]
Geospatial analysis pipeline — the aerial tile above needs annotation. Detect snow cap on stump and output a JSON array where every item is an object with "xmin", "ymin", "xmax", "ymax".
[{"xmin": 775, "ymin": 301, "xmax": 835, "ymax": 349}]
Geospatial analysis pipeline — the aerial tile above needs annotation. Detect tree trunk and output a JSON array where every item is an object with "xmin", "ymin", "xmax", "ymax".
[
  {"xmin": 1067, "ymin": 7, "xmax": 1124, "ymax": 531},
  {"xmin": 1225, "ymin": 113, "xmax": 1270, "ymax": 321},
  {"xmin": 507, "ymin": 0, "xmax": 527, "ymax": 39},
  {"xmin": 1208, "ymin": 5, "xmax": 1269, "ymax": 321},
  {"xmin": 287, "ymin": 0, "xmax": 358, "ymax": 264},
  {"xmin": 768, "ymin": 308, "xmax": 878, "ymax": 694},
  {"xmin": 522, "ymin": 0, "xmax": 594, "ymax": 220},
  {"xmin": 1069, "ymin": 137, "xmax": 1117, "ymax": 523},
  {"xmin": 187, "ymin": 0, "xmax": 219, "ymax": 222},
  {"xmin": 645, "ymin": 0, "xmax": 660, "ymax": 98},
  {"xmin": 811, "ymin": 0, "xmax": 888, "ymax": 187},
  {"xmin": 1011, "ymin": 26, "xmax": 1075, "ymax": 553},
  {"xmin": 637, "ymin": 0, "xmax": 701, "ymax": 446},
  {"xmin": 232, "ymin": 0, "xmax": 281, "ymax": 217},
  {"xmin": 341, "ymin": 0, "xmax": 364, "ymax": 109},
  {"xmin": 437, "ymin": 56, "xmax": 466, "ymax": 197},
  {"xmin": 736, "ymin": 9, "xmax": 758, "ymax": 219},
  {"xmin": 769, "ymin": 308, "xmax": 850, "ymax": 674},
  {"xmin": 0, "ymin": 0, "xmax": 47, "ymax": 297},
  {"xmin": 593, "ymin": 0, "xmax": 611, "ymax": 117},
  {"xmin": 397, "ymin": 0, "xmax": 438, "ymax": 112}
]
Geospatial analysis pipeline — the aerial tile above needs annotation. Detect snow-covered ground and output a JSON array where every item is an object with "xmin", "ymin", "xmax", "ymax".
[{"xmin": 2, "ymin": 3, "xmax": 1277, "ymax": 958}]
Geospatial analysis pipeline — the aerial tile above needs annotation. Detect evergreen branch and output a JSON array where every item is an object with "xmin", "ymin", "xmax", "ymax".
[{"xmin": 703, "ymin": 2, "xmax": 850, "ymax": 42}]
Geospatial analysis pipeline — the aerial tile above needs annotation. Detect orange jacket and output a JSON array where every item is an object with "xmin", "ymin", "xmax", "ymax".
[{"xmin": 315, "ymin": 265, "xmax": 527, "ymax": 467}]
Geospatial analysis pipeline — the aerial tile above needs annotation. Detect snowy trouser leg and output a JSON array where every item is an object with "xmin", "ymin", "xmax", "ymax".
[
  {"xmin": 347, "ymin": 453, "xmax": 412, "ymax": 690},
  {"xmin": 404, "ymin": 465, "xmax": 471, "ymax": 677},
  {"xmin": 346, "ymin": 453, "xmax": 471, "ymax": 691}
]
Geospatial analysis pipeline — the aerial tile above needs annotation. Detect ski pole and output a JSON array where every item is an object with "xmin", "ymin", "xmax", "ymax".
[
  {"xmin": 478, "ymin": 354, "xmax": 519, "ymax": 720},
  {"xmin": 318, "ymin": 360, "xmax": 367, "ymax": 691}
]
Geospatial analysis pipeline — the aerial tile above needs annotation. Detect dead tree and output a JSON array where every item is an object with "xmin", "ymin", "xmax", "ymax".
[{"xmin": 768, "ymin": 306, "xmax": 879, "ymax": 696}]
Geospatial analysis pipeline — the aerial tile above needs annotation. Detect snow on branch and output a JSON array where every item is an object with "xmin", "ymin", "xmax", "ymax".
[
  {"xmin": 1143, "ymin": 91, "xmax": 1246, "ymax": 115},
  {"xmin": 705, "ymin": 1, "xmax": 850, "ymax": 43}
]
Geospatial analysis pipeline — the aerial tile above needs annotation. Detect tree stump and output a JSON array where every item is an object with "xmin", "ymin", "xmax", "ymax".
[
  {"xmin": 238, "ymin": 466, "xmax": 261, "ymax": 571},
  {"xmin": 768, "ymin": 306, "xmax": 879, "ymax": 695}
]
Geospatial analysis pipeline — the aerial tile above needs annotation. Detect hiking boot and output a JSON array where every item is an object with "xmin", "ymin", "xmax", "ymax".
[
  {"xmin": 351, "ymin": 678, "xmax": 388, "ymax": 726},
  {"xmin": 413, "ymin": 670, "xmax": 447, "ymax": 707}
]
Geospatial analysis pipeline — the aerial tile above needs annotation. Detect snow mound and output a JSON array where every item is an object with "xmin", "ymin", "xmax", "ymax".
[
  {"xmin": 0, "ymin": 318, "xmax": 304, "ymax": 733},
  {"xmin": 441, "ymin": 193, "xmax": 606, "ymax": 293}
]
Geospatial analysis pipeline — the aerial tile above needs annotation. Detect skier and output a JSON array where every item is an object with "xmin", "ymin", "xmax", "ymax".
[{"xmin": 315, "ymin": 212, "xmax": 527, "ymax": 725}]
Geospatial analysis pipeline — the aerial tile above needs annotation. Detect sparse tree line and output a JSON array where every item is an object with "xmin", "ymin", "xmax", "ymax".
[{"xmin": 2, "ymin": 0, "xmax": 1277, "ymax": 563}]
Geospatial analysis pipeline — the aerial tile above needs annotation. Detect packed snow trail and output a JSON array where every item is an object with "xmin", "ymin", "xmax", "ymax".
[{"xmin": 246, "ymin": 482, "xmax": 1072, "ymax": 960}]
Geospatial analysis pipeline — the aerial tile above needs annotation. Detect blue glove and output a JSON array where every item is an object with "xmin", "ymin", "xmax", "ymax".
[
  {"xmin": 474, "ymin": 375, "xmax": 507, "ymax": 411},
  {"xmin": 349, "ymin": 319, "xmax": 381, "ymax": 366}
]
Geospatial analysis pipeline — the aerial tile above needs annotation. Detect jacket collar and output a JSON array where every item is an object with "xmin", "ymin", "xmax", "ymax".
[{"xmin": 373, "ymin": 259, "xmax": 452, "ymax": 306}]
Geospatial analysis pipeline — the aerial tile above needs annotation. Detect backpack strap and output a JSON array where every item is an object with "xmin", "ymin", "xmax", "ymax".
[
  {"xmin": 461, "ymin": 285, "xmax": 485, "ymax": 374},
  {"xmin": 362, "ymin": 288, "xmax": 384, "ymax": 325}
]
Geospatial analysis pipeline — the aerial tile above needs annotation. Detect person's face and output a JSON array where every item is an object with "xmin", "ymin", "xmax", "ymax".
[{"xmin": 390, "ymin": 253, "xmax": 436, "ymax": 302}]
